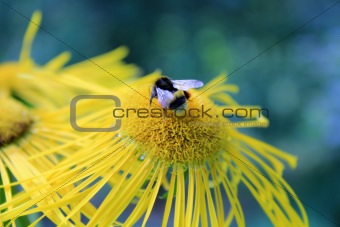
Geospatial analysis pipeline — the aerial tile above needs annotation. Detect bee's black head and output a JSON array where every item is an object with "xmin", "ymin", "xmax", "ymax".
[{"xmin": 155, "ymin": 77, "xmax": 177, "ymax": 92}]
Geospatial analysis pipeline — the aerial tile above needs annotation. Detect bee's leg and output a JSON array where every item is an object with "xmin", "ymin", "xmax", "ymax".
[
  {"xmin": 149, "ymin": 86, "xmax": 157, "ymax": 108},
  {"xmin": 162, "ymin": 108, "xmax": 167, "ymax": 120}
]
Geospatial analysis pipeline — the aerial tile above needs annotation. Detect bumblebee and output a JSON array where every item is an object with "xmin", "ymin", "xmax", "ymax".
[{"xmin": 149, "ymin": 77, "xmax": 204, "ymax": 110}]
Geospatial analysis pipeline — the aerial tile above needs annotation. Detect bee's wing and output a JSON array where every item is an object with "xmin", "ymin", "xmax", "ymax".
[
  {"xmin": 171, "ymin": 80, "xmax": 204, "ymax": 90},
  {"xmin": 156, "ymin": 88, "xmax": 174, "ymax": 109}
]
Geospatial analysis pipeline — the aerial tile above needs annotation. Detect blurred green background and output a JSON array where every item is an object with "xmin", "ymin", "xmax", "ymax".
[{"xmin": 1, "ymin": 0, "xmax": 339, "ymax": 226}]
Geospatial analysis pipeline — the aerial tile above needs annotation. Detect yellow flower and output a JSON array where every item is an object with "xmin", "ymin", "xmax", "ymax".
[
  {"xmin": 0, "ymin": 96, "xmax": 85, "ymax": 225},
  {"xmin": 0, "ymin": 72, "xmax": 308, "ymax": 226},
  {"xmin": 0, "ymin": 12, "xmax": 80, "ymax": 225},
  {"xmin": 1, "ymin": 11, "xmax": 73, "ymax": 109},
  {"xmin": 0, "ymin": 11, "xmax": 139, "ymax": 226},
  {"xmin": 1, "ymin": 11, "xmax": 140, "ymax": 109}
]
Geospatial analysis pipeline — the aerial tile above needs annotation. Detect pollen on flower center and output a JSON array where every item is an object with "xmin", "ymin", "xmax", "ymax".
[
  {"xmin": 0, "ymin": 98, "xmax": 33, "ymax": 146},
  {"xmin": 121, "ymin": 90, "xmax": 227, "ymax": 164}
]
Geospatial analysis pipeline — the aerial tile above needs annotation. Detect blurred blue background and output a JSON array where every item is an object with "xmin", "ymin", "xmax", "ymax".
[{"xmin": 1, "ymin": 0, "xmax": 339, "ymax": 226}]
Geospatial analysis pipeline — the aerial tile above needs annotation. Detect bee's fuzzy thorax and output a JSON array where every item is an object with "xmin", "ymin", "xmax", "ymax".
[{"xmin": 155, "ymin": 77, "xmax": 177, "ymax": 92}]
